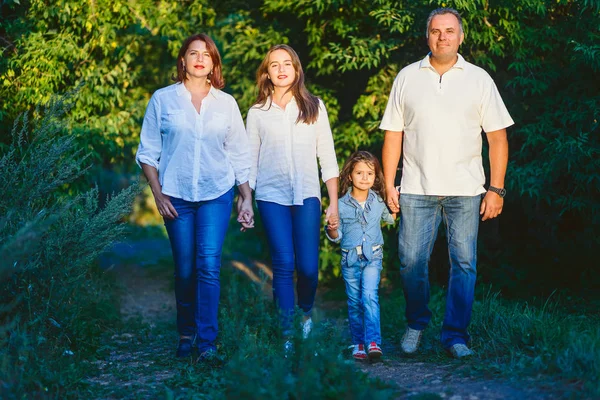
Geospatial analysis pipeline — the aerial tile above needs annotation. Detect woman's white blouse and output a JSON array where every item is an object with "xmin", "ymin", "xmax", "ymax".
[
  {"xmin": 246, "ymin": 97, "xmax": 339, "ymax": 206},
  {"xmin": 136, "ymin": 83, "xmax": 250, "ymax": 202}
]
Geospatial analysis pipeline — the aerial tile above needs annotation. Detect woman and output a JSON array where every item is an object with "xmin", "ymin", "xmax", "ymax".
[
  {"xmin": 246, "ymin": 44, "xmax": 339, "ymax": 344},
  {"xmin": 136, "ymin": 33, "xmax": 253, "ymax": 359}
]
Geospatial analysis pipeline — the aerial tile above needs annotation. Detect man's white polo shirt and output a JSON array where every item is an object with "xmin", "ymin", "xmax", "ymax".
[{"xmin": 379, "ymin": 54, "xmax": 514, "ymax": 196}]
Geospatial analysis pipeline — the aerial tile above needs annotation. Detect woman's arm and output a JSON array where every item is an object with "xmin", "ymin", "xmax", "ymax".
[{"xmin": 141, "ymin": 163, "xmax": 178, "ymax": 220}]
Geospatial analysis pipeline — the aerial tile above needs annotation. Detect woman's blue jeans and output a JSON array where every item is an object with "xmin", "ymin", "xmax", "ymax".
[
  {"xmin": 257, "ymin": 198, "xmax": 321, "ymax": 335},
  {"xmin": 398, "ymin": 194, "xmax": 481, "ymax": 349},
  {"xmin": 341, "ymin": 248, "xmax": 383, "ymax": 345},
  {"xmin": 164, "ymin": 188, "xmax": 233, "ymax": 352}
]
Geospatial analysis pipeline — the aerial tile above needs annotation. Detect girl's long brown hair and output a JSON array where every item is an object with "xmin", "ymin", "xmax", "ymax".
[
  {"xmin": 254, "ymin": 44, "xmax": 320, "ymax": 124},
  {"xmin": 173, "ymin": 33, "xmax": 225, "ymax": 89},
  {"xmin": 339, "ymin": 151, "xmax": 387, "ymax": 201}
]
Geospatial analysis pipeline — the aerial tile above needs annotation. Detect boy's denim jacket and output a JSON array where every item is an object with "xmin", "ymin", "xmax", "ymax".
[{"xmin": 326, "ymin": 189, "xmax": 394, "ymax": 266}]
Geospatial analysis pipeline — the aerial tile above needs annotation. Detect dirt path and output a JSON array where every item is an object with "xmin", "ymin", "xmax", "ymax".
[{"xmin": 87, "ymin": 239, "xmax": 578, "ymax": 399}]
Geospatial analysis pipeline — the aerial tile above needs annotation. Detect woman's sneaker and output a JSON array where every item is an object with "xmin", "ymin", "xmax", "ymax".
[
  {"xmin": 367, "ymin": 342, "xmax": 383, "ymax": 360},
  {"xmin": 302, "ymin": 317, "xmax": 313, "ymax": 339},
  {"xmin": 175, "ymin": 338, "xmax": 193, "ymax": 358},
  {"xmin": 350, "ymin": 344, "xmax": 367, "ymax": 361}
]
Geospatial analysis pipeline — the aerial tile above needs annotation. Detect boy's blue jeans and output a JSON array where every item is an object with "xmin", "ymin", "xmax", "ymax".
[
  {"xmin": 341, "ymin": 248, "xmax": 383, "ymax": 345},
  {"xmin": 257, "ymin": 198, "xmax": 321, "ymax": 335},
  {"xmin": 164, "ymin": 188, "xmax": 233, "ymax": 352},
  {"xmin": 398, "ymin": 194, "xmax": 481, "ymax": 349}
]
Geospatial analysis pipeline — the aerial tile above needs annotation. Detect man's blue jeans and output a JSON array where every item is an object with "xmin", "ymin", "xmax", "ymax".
[
  {"xmin": 341, "ymin": 248, "xmax": 383, "ymax": 345},
  {"xmin": 164, "ymin": 188, "xmax": 234, "ymax": 352},
  {"xmin": 398, "ymin": 194, "xmax": 481, "ymax": 349},
  {"xmin": 257, "ymin": 198, "xmax": 321, "ymax": 335}
]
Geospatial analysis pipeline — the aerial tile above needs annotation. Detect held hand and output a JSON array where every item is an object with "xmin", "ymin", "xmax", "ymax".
[
  {"xmin": 154, "ymin": 192, "xmax": 178, "ymax": 220},
  {"xmin": 237, "ymin": 198, "xmax": 255, "ymax": 232},
  {"xmin": 325, "ymin": 205, "xmax": 339, "ymax": 231},
  {"xmin": 480, "ymin": 191, "xmax": 504, "ymax": 221},
  {"xmin": 386, "ymin": 185, "xmax": 400, "ymax": 213}
]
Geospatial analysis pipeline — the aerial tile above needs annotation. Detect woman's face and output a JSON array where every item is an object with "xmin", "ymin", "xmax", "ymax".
[
  {"xmin": 183, "ymin": 40, "xmax": 214, "ymax": 81},
  {"xmin": 267, "ymin": 49, "xmax": 296, "ymax": 90}
]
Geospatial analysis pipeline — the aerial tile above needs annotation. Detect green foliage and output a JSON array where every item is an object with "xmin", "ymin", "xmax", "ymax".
[{"xmin": 0, "ymin": 92, "xmax": 140, "ymax": 397}]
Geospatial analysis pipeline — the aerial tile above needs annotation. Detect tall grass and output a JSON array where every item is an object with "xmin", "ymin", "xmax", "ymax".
[
  {"xmin": 379, "ymin": 280, "xmax": 600, "ymax": 395},
  {"xmin": 0, "ymin": 91, "xmax": 139, "ymax": 398},
  {"xmin": 472, "ymin": 289, "xmax": 600, "ymax": 393}
]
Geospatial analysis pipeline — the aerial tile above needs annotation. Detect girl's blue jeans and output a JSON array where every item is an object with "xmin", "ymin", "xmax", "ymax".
[
  {"xmin": 257, "ymin": 198, "xmax": 321, "ymax": 335},
  {"xmin": 341, "ymin": 248, "xmax": 383, "ymax": 345},
  {"xmin": 164, "ymin": 188, "xmax": 234, "ymax": 352},
  {"xmin": 398, "ymin": 194, "xmax": 481, "ymax": 349}
]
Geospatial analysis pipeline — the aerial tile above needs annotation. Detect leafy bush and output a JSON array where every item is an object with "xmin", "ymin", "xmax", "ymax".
[{"xmin": 0, "ymin": 91, "xmax": 140, "ymax": 397}]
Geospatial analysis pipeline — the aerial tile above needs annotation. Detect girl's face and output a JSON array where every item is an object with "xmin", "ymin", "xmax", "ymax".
[
  {"xmin": 350, "ymin": 161, "xmax": 376, "ymax": 192},
  {"xmin": 267, "ymin": 49, "xmax": 296, "ymax": 90},
  {"xmin": 183, "ymin": 40, "xmax": 213, "ymax": 80}
]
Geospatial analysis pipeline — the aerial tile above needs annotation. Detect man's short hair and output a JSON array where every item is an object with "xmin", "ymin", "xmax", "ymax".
[{"xmin": 426, "ymin": 8, "xmax": 464, "ymax": 38}]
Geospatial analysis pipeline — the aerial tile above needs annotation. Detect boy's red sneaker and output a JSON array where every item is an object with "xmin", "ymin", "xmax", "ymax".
[{"xmin": 368, "ymin": 342, "xmax": 383, "ymax": 360}]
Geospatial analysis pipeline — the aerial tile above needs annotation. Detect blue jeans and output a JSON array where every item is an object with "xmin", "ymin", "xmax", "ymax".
[
  {"xmin": 341, "ymin": 248, "xmax": 383, "ymax": 345},
  {"xmin": 257, "ymin": 198, "xmax": 321, "ymax": 335},
  {"xmin": 164, "ymin": 188, "xmax": 234, "ymax": 352},
  {"xmin": 398, "ymin": 194, "xmax": 481, "ymax": 349}
]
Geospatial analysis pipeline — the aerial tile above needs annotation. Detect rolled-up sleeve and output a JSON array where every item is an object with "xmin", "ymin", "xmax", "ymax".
[
  {"xmin": 136, "ymin": 94, "xmax": 162, "ymax": 169},
  {"xmin": 225, "ymin": 98, "xmax": 250, "ymax": 186},
  {"xmin": 316, "ymin": 101, "xmax": 339, "ymax": 182},
  {"xmin": 246, "ymin": 109, "xmax": 261, "ymax": 190}
]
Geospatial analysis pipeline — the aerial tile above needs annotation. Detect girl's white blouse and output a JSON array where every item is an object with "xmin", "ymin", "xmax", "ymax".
[{"xmin": 246, "ymin": 97, "xmax": 339, "ymax": 206}]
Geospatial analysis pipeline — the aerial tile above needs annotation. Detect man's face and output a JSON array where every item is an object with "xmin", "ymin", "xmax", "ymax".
[{"xmin": 427, "ymin": 14, "xmax": 464, "ymax": 61}]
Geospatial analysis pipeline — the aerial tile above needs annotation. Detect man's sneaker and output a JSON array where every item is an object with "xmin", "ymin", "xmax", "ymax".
[
  {"xmin": 367, "ymin": 342, "xmax": 383, "ymax": 360},
  {"xmin": 350, "ymin": 344, "xmax": 367, "ymax": 361},
  {"xmin": 448, "ymin": 343, "xmax": 474, "ymax": 359},
  {"xmin": 302, "ymin": 317, "xmax": 313, "ymax": 339},
  {"xmin": 401, "ymin": 327, "xmax": 422, "ymax": 354},
  {"xmin": 175, "ymin": 338, "xmax": 193, "ymax": 358}
]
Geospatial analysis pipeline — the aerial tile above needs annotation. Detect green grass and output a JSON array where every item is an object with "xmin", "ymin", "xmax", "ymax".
[{"xmin": 375, "ymin": 280, "xmax": 600, "ymax": 396}]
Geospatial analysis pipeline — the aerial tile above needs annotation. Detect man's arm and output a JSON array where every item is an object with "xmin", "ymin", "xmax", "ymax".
[
  {"xmin": 480, "ymin": 128, "xmax": 509, "ymax": 221},
  {"xmin": 382, "ymin": 130, "xmax": 403, "ymax": 213}
]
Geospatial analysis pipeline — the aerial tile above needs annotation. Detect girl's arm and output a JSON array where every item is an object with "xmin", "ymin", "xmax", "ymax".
[
  {"xmin": 325, "ymin": 177, "xmax": 339, "ymax": 230},
  {"xmin": 382, "ymin": 199, "xmax": 396, "ymax": 224},
  {"xmin": 325, "ymin": 207, "xmax": 342, "ymax": 242},
  {"xmin": 315, "ymin": 100, "xmax": 340, "ymax": 227}
]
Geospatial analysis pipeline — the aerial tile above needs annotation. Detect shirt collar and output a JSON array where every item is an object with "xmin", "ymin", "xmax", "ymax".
[
  {"xmin": 255, "ymin": 95, "xmax": 296, "ymax": 111},
  {"xmin": 175, "ymin": 82, "xmax": 220, "ymax": 99},
  {"xmin": 340, "ymin": 189, "xmax": 377, "ymax": 206},
  {"xmin": 419, "ymin": 53, "xmax": 466, "ymax": 70}
]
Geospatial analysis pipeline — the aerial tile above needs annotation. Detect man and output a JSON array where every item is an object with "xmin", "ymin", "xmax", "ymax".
[{"xmin": 380, "ymin": 8, "xmax": 513, "ymax": 358}]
